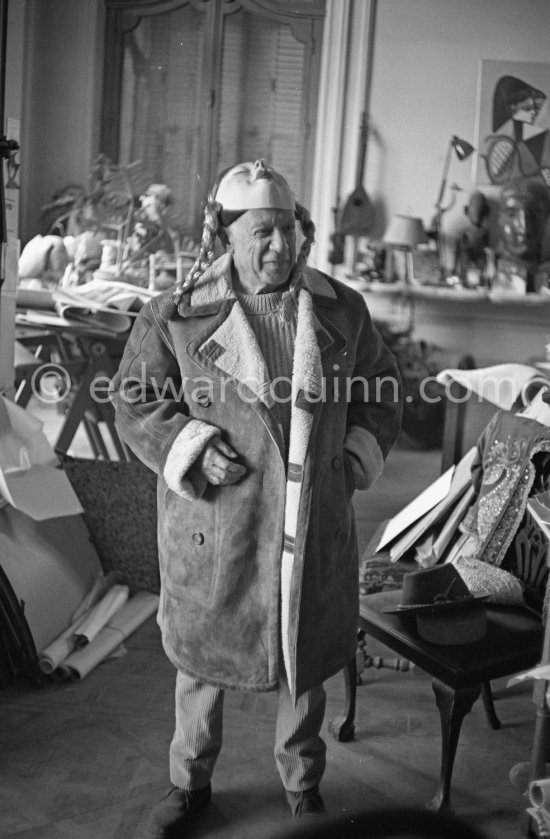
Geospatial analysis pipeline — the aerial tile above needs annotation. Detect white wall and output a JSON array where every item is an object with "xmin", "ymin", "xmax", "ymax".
[
  {"xmin": 17, "ymin": 0, "xmax": 550, "ymax": 262},
  {"xmin": 0, "ymin": 0, "xmax": 27, "ymax": 394},
  {"xmin": 313, "ymin": 0, "xmax": 550, "ymax": 274},
  {"xmin": 20, "ymin": 0, "xmax": 104, "ymax": 241},
  {"xmin": 367, "ymin": 0, "xmax": 550, "ymax": 244}
]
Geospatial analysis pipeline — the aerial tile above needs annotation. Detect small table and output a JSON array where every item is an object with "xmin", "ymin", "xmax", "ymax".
[{"xmin": 14, "ymin": 319, "xmax": 132, "ymax": 460}]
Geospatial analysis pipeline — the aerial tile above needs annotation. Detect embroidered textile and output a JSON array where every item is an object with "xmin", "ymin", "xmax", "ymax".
[{"xmin": 461, "ymin": 411, "xmax": 550, "ymax": 567}]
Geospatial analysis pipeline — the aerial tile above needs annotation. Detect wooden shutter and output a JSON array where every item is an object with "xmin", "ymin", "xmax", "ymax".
[{"xmin": 216, "ymin": 10, "xmax": 307, "ymax": 200}]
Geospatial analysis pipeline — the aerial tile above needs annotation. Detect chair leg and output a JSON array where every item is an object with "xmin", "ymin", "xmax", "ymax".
[
  {"xmin": 428, "ymin": 679, "xmax": 481, "ymax": 814},
  {"xmin": 329, "ymin": 656, "xmax": 356, "ymax": 742},
  {"xmin": 481, "ymin": 681, "xmax": 501, "ymax": 730}
]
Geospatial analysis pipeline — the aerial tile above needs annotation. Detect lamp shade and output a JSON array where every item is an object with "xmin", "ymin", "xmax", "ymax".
[
  {"xmin": 383, "ymin": 214, "xmax": 428, "ymax": 248},
  {"xmin": 451, "ymin": 135, "xmax": 475, "ymax": 162}
]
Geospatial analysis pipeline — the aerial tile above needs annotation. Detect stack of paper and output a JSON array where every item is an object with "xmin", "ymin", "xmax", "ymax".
[
  {"xmin": 375, "ymin": 447, "xmax": 477, "ymax": 563},
  {"xmin": 16, "ymin": 280, "xmax": 157, "ymax": 335}
]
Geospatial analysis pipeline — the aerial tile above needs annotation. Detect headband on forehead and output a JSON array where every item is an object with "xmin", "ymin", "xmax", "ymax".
[{"xmin": 215, "ymin": 159, "xmax": 295, "ymax": 212}]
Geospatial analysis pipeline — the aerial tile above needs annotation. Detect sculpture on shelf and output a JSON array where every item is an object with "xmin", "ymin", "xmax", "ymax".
[
  {"xmin": 431, "ymin": 135, "xmax": 475, "ymax": 281},
  {"xmin": 124, "ymin": 184, "xmax": 176, "ymax": 261},
  {"xmin": 495, "ymin": 178, "xmax": 550, "ymax": 293},
  {"xmin": 453, "ymin": 191, "xmax": 491, "ymax": 285}
]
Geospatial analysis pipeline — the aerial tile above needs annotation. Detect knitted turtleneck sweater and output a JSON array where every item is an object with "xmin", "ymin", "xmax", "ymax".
[{"xmin": 236, "ymin": 286, "xmax": 297, "ymax": 452}]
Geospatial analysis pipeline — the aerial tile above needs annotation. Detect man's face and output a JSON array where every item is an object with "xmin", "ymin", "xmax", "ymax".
[
  {"xmin": 500, "ymin": 195, "xmax": 527, "ymax": 257},
  {"xmin": 225, "ymin": 208, "xmax": 296, "ymax": 294}
]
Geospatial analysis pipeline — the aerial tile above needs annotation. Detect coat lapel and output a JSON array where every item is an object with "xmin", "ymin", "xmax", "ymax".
[
  {"xmin": 182, "ymin": 254, "xmax": 275, "ymax": 407},
  {"xmin": 197, "ymin": 302, "xmax": 274, "ymax": 406}
]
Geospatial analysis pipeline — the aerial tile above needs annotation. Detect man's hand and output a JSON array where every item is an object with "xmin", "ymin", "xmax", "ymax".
[{"xmin": 196, "ymin": 438, "xmax": 247, "ymax": 486}]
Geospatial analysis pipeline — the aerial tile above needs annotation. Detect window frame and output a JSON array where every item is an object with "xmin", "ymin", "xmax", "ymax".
[{"xmin": 100, "ymin": 0, "xmax": 324, "ymax": 227}]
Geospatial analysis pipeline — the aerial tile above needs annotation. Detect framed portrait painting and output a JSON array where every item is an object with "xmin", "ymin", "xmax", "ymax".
[{"xmin": 474, "ymin": 59, "xmax": 550, "ymax": 187}]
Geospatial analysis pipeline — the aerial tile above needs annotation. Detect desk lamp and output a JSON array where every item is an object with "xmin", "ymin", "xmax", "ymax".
[
  {"xmin": 433, "ymin": 135, "xmax": 475, "ymax": 280},
  {"xmin": 383, "ymin": 214, "xmax": 428, "ymax": 285}
]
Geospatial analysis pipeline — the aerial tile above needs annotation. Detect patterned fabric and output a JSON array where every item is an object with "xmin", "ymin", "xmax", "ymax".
[
  {"xmin": 63, "ymin": 458, "xmax": 159, "ymax": 595},
  {"xmin": 451, "ymin": 555, "xmax": 524, "ymax": 605},
  {"xmin": 461, "ymin": 411, "xmax": 550, "ymax": 567}
]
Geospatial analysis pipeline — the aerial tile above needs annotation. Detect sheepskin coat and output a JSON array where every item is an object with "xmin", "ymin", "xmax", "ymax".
[{"xmin": 111, "ymin": 254, "xmax": 402, "ymax": 700}]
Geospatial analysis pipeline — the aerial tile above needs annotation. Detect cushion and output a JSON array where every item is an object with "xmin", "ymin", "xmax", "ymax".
[{"xmin": 63, "ymin": 457, "xmax": 159, "ymax": 594}]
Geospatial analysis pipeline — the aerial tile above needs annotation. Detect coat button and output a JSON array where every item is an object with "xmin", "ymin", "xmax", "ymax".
[
  {"xmin": 192, "ymin": 532, "xmax": 204, "ymax": 545},
  {"xmin": 196, "ymin": 393, "xmax": 211, "ymax": 407},
  {"xmin": 332, "ymin": 456, "xmax": 342, "ymax": 471}
]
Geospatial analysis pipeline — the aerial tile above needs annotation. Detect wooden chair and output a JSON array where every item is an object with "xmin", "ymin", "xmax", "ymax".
[
  {"xmin": 331, "ymin": 382, "xmax": 550, "ymax": 813},
  {"xmin": 332, "ymin": 505, "xmax": 548, "ymax": 813}
]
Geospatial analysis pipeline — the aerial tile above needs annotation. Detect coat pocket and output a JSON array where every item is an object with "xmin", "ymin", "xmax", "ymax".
[
  {"xmin": 312, "ymin": 455, "xmax": 355, "ymax": 595},
  {"xmin": 159, "ymin": 489, "xmax": 219, "ymax": 605}
]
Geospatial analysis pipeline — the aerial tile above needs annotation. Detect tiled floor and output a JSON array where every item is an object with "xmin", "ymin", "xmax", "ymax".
[{"xmin": 0, "ymin": 406, "xmax": 538, "ymax": 838}]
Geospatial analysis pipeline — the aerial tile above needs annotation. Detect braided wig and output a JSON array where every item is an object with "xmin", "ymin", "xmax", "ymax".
[{"xmin": 172, "ymin": 173, "xmax": 316, "ymax": 308}]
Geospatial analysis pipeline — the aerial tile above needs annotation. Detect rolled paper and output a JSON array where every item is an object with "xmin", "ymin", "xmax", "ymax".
[
  {"xmin": 69, "ymin": 571, "xmax": 117, "ymax": 623},
  {"xmin": 38, "ymin": 607, "xmax": 94, "ymax": 674},
  {"xmin": 38, "ymin": 581, "xmax": 128, "ymax": 671},
  {"xmin": 72, "ymin": 584, "xmax": 129, "ymax": 648},
  {"xmin": 529, "ymin": 778, "xmax": 550, "ymax": 808},
  {"xmin": 56, "ymin": 591, "xmax": 159, "ymax": 680}
]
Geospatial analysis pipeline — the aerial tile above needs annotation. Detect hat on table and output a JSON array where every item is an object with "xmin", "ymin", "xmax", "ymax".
[{"xmin": 384, "ymin": 564, "xmax": 489, "ymax": 645}]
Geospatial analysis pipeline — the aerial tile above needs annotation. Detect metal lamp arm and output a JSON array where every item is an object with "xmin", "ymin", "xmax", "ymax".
[{"xmin": 435, "ymin": 140, "xmax": 453, "ymax": 212}]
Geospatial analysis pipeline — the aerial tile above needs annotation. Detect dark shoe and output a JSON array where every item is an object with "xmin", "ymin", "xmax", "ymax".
[
  {"xmin": 147, "ymin": 784, "xmax": 212, "ymax": 837},
  {"xmin": 285, "ymin": 785, "xmax": 326, "ymax": 818}
]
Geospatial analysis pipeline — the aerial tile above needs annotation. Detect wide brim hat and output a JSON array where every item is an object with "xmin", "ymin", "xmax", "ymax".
[
  {"xmin": 215, "ymin": 159, "xmax": 295, "ymax": 212},
  {"xmin": 384, "ymin": 564, "xmax": 489, "ymax": 615}
]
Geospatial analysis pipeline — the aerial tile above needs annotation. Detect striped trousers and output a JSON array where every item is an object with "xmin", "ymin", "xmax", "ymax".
[{"xmin": 169, "ymin": 669, "xmax": 326, "ymax": 793}]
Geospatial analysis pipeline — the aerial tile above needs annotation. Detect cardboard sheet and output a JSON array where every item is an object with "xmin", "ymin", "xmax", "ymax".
[
  {"xmin": 386, "ymin": 447, "xmax": 477, "ymax": 562},
  {"xmin": 0, "ymin": 507, "xmax": 102, "ymax": 653},
  {"xmin": 0, "ymin": 396, "xmax": 83, "ymax": 520},
  {"xmin": 376, "ymin": 467, "xmax": 455, "ymax": 552}
]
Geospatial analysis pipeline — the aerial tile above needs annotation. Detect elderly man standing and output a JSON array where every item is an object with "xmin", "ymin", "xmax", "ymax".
[{"xmin": 111, "ymin": 160, "xmax": 402, "ymax": 837}]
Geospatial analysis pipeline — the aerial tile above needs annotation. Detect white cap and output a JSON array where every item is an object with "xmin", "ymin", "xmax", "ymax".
[{"xmin": 215, "ymin": 160, "xmax": 295, "ymax": 212}]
